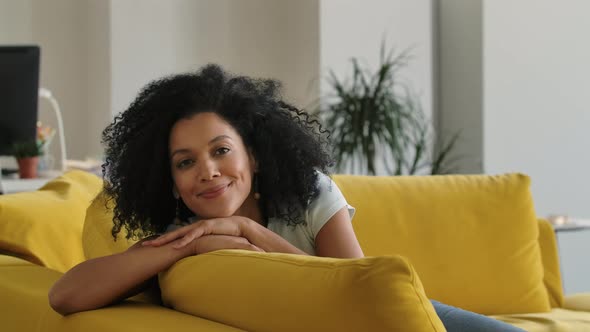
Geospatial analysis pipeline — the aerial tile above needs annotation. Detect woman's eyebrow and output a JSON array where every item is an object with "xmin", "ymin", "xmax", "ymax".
[
  {"xmin": 170, "ymin": 135, "xmax": 233, "ymax": 158},
  {"xmin": 208, "ymin": 135, "xmax": 232, "ymax": 145},
  {"xmin": 170, "ymin": 148, "xmax": 190, "ymax": 159}
]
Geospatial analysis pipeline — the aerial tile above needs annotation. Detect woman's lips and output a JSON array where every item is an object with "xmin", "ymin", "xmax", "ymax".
[{"xmin": 198, "ymin": 183, "xmax": 230, "ymax": 199}]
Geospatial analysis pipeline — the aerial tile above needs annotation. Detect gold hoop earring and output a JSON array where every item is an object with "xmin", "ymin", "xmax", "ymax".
[
  {"xmin": 173, "ymin": 198, "xmax": 182, "ymax": 225},
  {"xmin": 253, "ymin": 173, "xmax": 261, "ymax": 200}
]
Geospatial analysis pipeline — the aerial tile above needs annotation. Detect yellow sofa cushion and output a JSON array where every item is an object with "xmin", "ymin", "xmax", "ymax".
[
  {"xmin": 0, "ymin": 253, "xmax": 35, "ymax": 266},
  {"xmin": 493, "ymin": 308, "xmax": 590, "ymax": 331},
  {"xmin": 159, "ymin": 249, "xmax": 446, "ymax": 332},
  {"xmin": 0, "ymin": 263, "xmax": 242, "ymax": 332},
  {"xmin": 563, "ymin": 293, "xmax": 590, "ymax": 312},
  {"xmin": 0, "ymin": 171, "xmax": 102, "ymax": 272},
  {"xmin": 0, "ymin": 264, "xmax": 64, "ymax": 332},
  {"xmin": 333, "ymin": 173, "xmax": 550, "ymax": 315},
  {"xmin": 82, "ymin": 191, "xmax": 136, "ymax": 260}
]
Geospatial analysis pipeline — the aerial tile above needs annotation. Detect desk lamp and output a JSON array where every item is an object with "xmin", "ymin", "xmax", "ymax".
[{"xmin": 38, "ymin": 87, "xmax": 67, "ymax": 172}]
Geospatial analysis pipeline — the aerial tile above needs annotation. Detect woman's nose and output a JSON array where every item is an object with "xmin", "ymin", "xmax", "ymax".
[{"xmin": 198, "ymin": 159, "xmax": 220, "ymax": 181}]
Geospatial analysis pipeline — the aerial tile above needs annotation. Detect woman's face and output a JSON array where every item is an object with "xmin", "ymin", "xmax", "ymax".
[{"xmin": 169, "ymin": 112, "xmax": 257, "ymax": 220}]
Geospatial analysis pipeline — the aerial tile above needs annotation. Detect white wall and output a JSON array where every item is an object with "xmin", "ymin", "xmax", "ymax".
[
  {"xmin": 484, "ymin": 0, "xmax": 590, "ymax": 218},
  {"xmin": 110, "ymin": 0, "xmax": 319, "ymax": 115},
  {"xmin": 110, "ymin": 0, "xmax": 203, "ymax": 115},
  {"xmin": 86, "ymin": 0, "xmax": 111, "ymax": 159},
  {"xmin": 320, "ymin": 0, "xmax": 433, "ymax": 116},
  {"xmin": 438, "ymin": 0, "xmax": 590, "ymax": 216},
  {"xmin": 225, "ymin": 0, "xmax": 319, "ymax": 108},
  {"xmin": 0, "ymin": 0, "xmax": 33, "ymax": 43},
  {"xmin": 484, "ymin": 0, "xmax": 590, "ymax": 294}
]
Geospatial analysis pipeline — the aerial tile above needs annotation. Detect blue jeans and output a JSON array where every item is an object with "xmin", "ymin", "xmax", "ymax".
[{"xmin": 431, "ymin": 300, "xmax": 525, "ymax": 332}]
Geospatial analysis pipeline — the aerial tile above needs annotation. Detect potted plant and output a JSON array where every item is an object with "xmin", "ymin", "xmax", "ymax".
[
  {"xmin": 11, "ymin": 139, "xmax": 43, "ymax": 179},
  {"xmin": 317, "ymin": 44, "xmax": 459, "ymax": 175}
]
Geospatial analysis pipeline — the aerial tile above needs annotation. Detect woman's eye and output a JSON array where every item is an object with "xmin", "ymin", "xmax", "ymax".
[
  {"xmin": 215, "ymin": 147, "xmax": 230, "ymax": 155},
  {"xmin": 176, "ymin": 159, "xmax": 194, "ymax": 169}
]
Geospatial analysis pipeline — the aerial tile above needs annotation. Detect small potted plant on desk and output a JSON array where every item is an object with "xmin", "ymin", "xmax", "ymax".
[{"xmin": 11, "ymin": 139, "xmax": 43, "ymax": 179}]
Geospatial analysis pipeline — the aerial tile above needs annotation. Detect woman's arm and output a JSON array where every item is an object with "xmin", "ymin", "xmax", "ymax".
[
  {"xmin": 315, "ymin": 206, "xmax": 364, "ymax": 258},
  {"xmin": 241, "ymin": 218, "xmax": 308, "ymax": 255},
  {"xmin": 49, "ymin": 235, "xmax": 261, "ymax": 315},
  {"xmin": 143, "ymin": 209, "xmax": 363, "ymax": 258},
  {"xmin": 49, "ymin": 238, "xmax": 190, "ymax": 315}
]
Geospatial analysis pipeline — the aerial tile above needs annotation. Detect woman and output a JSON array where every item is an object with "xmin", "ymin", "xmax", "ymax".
[
  {"xmin": 49, "ymin": 64, "xmax": 363, "ymax": 315},
  {"xmin": 49, "ymin": 64, "xmax": 523, "ymax": 332}
]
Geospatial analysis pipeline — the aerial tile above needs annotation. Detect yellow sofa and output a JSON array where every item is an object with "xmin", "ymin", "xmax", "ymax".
[{"xmin": 0, "ymin": 171, "xmax": 589, "ymax": 331}]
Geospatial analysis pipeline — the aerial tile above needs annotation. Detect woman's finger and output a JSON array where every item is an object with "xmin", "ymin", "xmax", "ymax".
[
  {"xmin": 143, "ymin": 217, "xmax": 240, "ymax": 247},
  {"xmin": 142, "ymin": 228, "xmax": 189, "ymax": 246},
  {"xmin": 172, "ymin": 234, "xmax": 193, "ymax": 249},
  {"xmin": 249, "ymin": 244, "xmax": 265, "ymax": 252},
  {"xmin": 172, "ymin": 229, "xmax": 205, "ymax": 249}
]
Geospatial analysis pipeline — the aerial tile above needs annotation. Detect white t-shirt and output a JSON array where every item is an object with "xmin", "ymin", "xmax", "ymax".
[
  {"xmin": 166, "ymin": 172, "xmax": 355, "ymax": 255},
  {"xmin": 266, "ymin": 172, "xmax": 355, "ymax": 255}
]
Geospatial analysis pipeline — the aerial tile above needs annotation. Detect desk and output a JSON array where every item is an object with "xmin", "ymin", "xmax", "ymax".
[{"xmin": 0, "ymin": 170, "xmax": 62, "ymax": 194}]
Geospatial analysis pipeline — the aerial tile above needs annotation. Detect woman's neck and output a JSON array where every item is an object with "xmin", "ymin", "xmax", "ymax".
[{"xmin": 234, "ymin": 194, "xmax": 265, "ymax": 226}]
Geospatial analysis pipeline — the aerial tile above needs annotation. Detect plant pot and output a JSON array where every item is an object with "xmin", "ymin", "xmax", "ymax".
[{"xmin": 17, "ymin": 156, "xmax": 40, "ymax": 179}]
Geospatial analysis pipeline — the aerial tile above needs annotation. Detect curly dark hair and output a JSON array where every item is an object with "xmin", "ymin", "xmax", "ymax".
[{"xmin": 101, "ymin": 64, "xmax": 334, "ymax": 240}]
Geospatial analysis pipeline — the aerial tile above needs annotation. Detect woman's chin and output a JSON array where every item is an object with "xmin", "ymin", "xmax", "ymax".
[{"xmin": 196, "ymin": 209, "xmax": 236, "ymax": 220}]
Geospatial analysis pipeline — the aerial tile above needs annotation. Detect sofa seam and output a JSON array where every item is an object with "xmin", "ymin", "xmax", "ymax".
[{"xmin": 204, "ymin": 251, "xmax": 396, "ymax": 270}]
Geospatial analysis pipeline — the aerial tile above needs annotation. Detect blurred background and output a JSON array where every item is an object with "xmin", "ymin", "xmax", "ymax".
[{"xmin": 1, "ymin": 0, "xmax": 589, "ymax": 292}]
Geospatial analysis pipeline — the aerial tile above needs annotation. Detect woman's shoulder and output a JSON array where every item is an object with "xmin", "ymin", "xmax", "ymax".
[
  {"xmin": 305, "ymin": 171, "xmax": 355, "ymax": 231},
  {"xmin": 312, "ymin": 171, "xmax": 342, "ymax": 201}
]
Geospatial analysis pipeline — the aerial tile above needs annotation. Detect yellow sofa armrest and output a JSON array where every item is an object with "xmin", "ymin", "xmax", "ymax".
[
  {"xmin": 538, "ymin": 218, "xmax": 565, "ymax": 308},
  {"xmin": 0, "ymin": 263, "xmax": 243, "ymax": 332},
  {"xmin": 564, "ymin": 293, "xmax": 590, "ymax": 312}
]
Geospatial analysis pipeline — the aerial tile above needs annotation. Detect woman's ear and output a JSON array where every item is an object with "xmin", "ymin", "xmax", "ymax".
[
  {"xmin": 248, "ymin": 149, "xmax": 258, "ymax": 172},
  {"xmin": 172, "ymin": 186, "xmax": 180, "ymax": 199}
]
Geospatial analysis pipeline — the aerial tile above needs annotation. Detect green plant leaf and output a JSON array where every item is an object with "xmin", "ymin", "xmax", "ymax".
[
  {"xmin": 11, "ymin": 140, "xmax": 43, "ymax": 158},
  {"xmin": 317, "ymin": 41, "xmax": 462, "ymax": 176}
]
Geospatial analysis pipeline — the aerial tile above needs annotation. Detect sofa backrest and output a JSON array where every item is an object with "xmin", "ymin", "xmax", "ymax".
[
  {"xmin": 75, "ymin": 171, "xmax": 563, "ymax": 314},
  {"xmin": 332, "ymin": 173, "xmax": 552, "ymax": 315},
  {"xmin": 82, "ymin": 190, "xmax": 136, "ymax": 260}
]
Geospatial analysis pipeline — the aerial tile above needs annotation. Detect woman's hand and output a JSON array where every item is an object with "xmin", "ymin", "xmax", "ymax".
[
  {"xmin": 189, "ymin": 235, "xmax": 264, "ymax": 255},
  {"xmin": 144, "ymin": 215, "xmax": 306, "ymax": 255},
  {"xmin": 142, "ymin": 216, "xmax": 253, "ymax": 249}
]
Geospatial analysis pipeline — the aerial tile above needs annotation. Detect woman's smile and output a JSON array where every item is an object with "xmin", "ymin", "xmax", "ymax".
[{"xmin": 198, "ymin": 182, "xmax": 231, "ymax": 199}]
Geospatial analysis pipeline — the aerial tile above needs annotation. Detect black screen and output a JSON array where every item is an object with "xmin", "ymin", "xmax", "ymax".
[{"xmin": 0, "ymin": 45, "xmax": 40, "ymax": 156}]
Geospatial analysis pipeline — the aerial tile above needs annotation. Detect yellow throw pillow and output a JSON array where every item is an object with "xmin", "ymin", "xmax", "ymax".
[
  {"xmin": 0, "ymin": 170, "xmax": 102, "ymax": 272},
  {"xmin": 159, "ymin": 250, "xmax": 446, "ymax": 332},
  {"xmin": 333, "ymin": 173, "xmax": 551, "ymax": 315},
  {"xmin": 82, "ymin": 191, "xmax": 136, "ymax": 260}
]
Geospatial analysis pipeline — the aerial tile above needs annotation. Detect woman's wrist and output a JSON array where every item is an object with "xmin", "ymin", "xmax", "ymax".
[
  {"xmin": 234, "ymin": 216, "xmax": 259, "ymax": 247},
  {"xmin": 239, "ymin": 217, "xmax": 307, "ymax": 255},
  {"xmin": 239, "ymin": 216, "xmax": 263, "ymax": 243},
  {"xmin": 163, "ymin": 240, "xmax": 194, "ymax": 262}
]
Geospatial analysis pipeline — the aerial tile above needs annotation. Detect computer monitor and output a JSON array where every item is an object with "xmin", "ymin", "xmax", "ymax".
[{"xmin": 0, "ymin": 45, "xmax": 40, "ymax": 156}]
